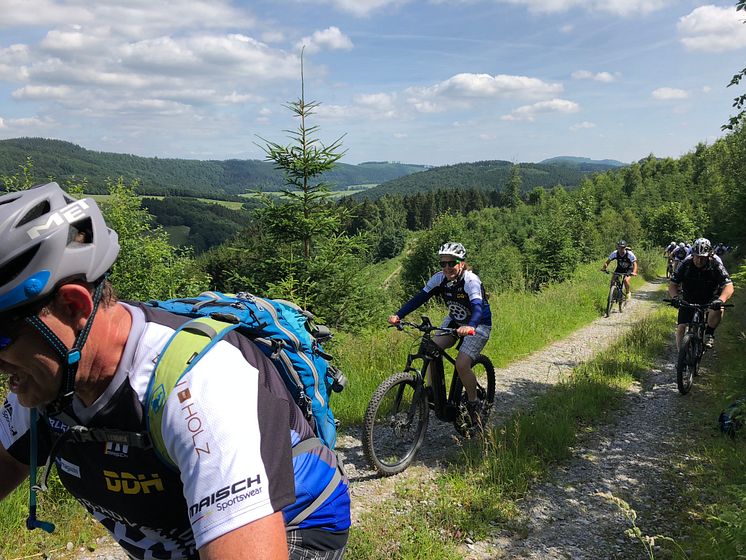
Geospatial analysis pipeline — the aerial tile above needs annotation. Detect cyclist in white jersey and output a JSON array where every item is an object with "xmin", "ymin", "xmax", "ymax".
[
  {"xmin": 388, "ymin": 242, "xmax": 491, "ymax": 427},
  {"xmin": 601, "ymin": 240, "xmax": 638, "ymax": 301}
]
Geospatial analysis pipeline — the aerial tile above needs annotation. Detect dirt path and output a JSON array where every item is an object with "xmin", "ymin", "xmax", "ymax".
[{"xmin": 72, "ymin": 280, "xmax": 675, "ymax": 559}]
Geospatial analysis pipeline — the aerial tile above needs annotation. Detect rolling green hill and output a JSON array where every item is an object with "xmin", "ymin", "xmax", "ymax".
[
  {"xmin": 0, "ymin": 137, "xmax": 426, "ymax": 197},
  {"xmin": 354, "ymin": 158, "xmax": 624, "ymax": 200}
]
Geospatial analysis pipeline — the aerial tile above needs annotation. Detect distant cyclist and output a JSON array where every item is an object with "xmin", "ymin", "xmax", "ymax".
[
  {"xmin": 601, "ymin": 240, "xmax": 638, "ymax": 301},
  {"xmin": 388, "ymin": 242, "xmax": 491, "ymax": 427},
  {"xmin": 668, "ymin": 237, "xmax": 734, "ymax": 350},
  {"xmin": 664, "ymin": 241, "xmax": 677, "ymax": 257},
  {"xmin": 671, "ymin": 242, "xmax": 689, "ymax": 274}
]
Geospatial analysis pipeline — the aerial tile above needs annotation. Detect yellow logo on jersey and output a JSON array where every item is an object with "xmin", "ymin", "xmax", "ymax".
[{"xmin": 103, "ymin": 471, "xmax": 165, "ymax": 495}]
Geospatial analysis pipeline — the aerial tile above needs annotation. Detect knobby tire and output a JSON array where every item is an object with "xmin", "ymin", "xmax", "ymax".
[
  {"xmin": 606, "ymin": 285, "xmax": 616, "ymax": 317},
  {"xmin": 676, "ymin": 334, "xmax": 696, "ymax": 395},
  {"xmin": 362, "ymin": 371, "xmax": 429, "ymax": 476}
]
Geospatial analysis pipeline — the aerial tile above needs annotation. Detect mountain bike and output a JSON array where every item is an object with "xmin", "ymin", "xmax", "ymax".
[
  {"xmin": 603, "ymin": 271, "xmax": 632, "ymax": 317},
  {"xmin": 665, "ymin": 299, "xmax": 734, "ymax": 394},
  {"xmin": 362, "ymin": 316, "xmax": 496, "ymax": 476}
]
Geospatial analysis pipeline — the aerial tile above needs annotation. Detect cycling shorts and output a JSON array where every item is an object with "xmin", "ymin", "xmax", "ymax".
[{"xmin": 440, "ymin": 318, "xmax": 491, "ymax": 360}]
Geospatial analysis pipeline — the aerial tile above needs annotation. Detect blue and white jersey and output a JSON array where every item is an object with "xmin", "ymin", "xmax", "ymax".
[
  {"xmin": 672, "ymin": 246, "xmax": 690, "ymax": 261},
  {"xmin": 396, "ymin": 269, "xmax": 492, "ymax": 327}
]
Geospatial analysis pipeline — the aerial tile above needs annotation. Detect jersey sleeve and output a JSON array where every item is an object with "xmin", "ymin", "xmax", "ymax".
[
  {"xmin": 608, "ymin": 251, "xmax": 617, "ymax": 261},
  {"xmin": 423, "ymin": 271, "xmax": 446, "ymax": 293},
  {"xmin": 160, "ymin": 339, "xmax": 296, "ymax": 550},
  {"xmin": 0, "ymin": 393, "xmax": 31, "ymax": 462},
  {"xmin": 628, "ymin": 251, "xmax": 637, "ymax": 262}
]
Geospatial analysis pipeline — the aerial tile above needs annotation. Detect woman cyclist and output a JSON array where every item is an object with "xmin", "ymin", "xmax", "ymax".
[{"xmin": 388, "ymin": 242, "xmax": 491, "ymax": 426}]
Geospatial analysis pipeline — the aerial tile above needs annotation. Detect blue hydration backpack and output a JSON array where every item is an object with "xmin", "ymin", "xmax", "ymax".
[{"xmin": 145, "ymin": 291, "xmax": 346, "ymax": 451}]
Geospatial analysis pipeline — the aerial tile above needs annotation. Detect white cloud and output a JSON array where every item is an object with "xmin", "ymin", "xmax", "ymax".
[
  {"xmin": 405, "ymin": 73, "xmax": 563, "ymax": 113},
  {"xmin": 315, "ymin": 93, "xmax": 400, "ymax": 120},
  {"xmin": 320, "ymin": 0, "xmax": 406, "ymax": 17},
  {"xmin": 570, "ymin": 121, "xmax": 596, "ymax": 131},
  {"xmin": 652, "ymin": 87, "xmax": 688, "ymax": 100},
  {"xmin": 0, "ymin": 0, "xmax": 92, "ymax": 28},
  {"xmin": 0, "ymin": 117, "xmax": 5, "ymax": 129},
  {"xmin": 678, "ymin": 5, "xmax": 746, "ymax": 53},
  {"xmin": 486, "ymin": 0, "xmax": 672, "ymax": 16},
  {"xmin": 297, "ymin": 27, "xmax": 354, "ymax": 54},
  {"xmin": 501, "ymin": 98, "xmax": 579, "ymax": 121},
  {"xmin": 571, "ymin": 70, "xmax": 618, "ymax": 83},
  {"xmin": 12, "ymin": 85, "xmax": 72, "ymax": 100}
]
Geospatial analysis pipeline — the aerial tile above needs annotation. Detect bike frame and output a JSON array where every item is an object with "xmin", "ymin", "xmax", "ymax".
[{"xmin": 403, "ymin": 327, "xmax": 464, "ymax": 422}]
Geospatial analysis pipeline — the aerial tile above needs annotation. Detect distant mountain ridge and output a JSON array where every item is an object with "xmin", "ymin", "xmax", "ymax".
[
  {"xmin": 0, "ymin": 137, "xmax": 426, "ymax": 197},
  {"xmin": 0, "ymin": 137, "xmax": 626, "ymax": 201},
  {"xmin": 539, "ymin": 156, "xmax": 627, "ymax": 168},
  {"xmin": 355, "ymin": 157, "xmax": 625, "ymax": 200}
]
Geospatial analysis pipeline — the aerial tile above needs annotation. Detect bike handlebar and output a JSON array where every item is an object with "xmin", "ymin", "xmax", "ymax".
[
  {"xmin": 602, "ymin": 270, "xmax": 634, "ymax": 276},
  {"xmin": 662, "ymin": 299, "xmax": 734, "ymax": 309},
  {"xmin": 390, "ymin": 317, "xmax": 464, "ymax": 337}
]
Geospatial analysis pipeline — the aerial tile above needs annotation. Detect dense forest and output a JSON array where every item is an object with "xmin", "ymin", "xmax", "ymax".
[{"xmin": 0, "ymin": 137, "xmax": 426, "ymax": 197}]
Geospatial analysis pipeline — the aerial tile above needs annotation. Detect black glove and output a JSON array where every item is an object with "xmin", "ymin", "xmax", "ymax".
[
  {"xmin": 670, "ymin": 298, "xmax": 681, "ymax": 308},
  {"xmin": 710, "ymin": 299, "xmax": 724, "ymax": 310}
]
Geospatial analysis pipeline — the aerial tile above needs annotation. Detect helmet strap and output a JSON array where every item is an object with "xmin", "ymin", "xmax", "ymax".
[{"xmin": 25, "ymin": 278, "xmax": 108, "ymax": 416}]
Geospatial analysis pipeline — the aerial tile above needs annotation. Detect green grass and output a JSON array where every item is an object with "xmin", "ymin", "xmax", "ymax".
[
  {"xmin": 345, "ymin": 306, "xmax": 674, "ymax": 559},
  {"xmin": 0, "ymin": 473, "xmax": 102, "ymax": 559}
]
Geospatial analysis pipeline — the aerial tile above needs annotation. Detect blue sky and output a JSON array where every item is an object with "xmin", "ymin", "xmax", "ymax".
[{"xmin": 1, "ymin": 0, "xmax": 746, "ymax": 166}]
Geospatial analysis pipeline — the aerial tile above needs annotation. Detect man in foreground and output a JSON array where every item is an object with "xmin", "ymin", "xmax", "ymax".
[{"xmin": 0, "ymin": 183, "xmax": 350, "ymax": 559}]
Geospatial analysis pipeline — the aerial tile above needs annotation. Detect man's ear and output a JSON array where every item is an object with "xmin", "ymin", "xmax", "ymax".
[{"xmin": 54, "ymin": 284, "xmax": 94, "ymax": 330}]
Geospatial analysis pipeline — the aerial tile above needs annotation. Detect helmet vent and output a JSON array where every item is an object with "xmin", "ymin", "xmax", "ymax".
[
  {"xmin": 17, "ymin": 200, "xmax": 51, "ymax": 227},
  {"xmin": 0, "ymin": 244, "xmax": 41, "ymax": 288},
  {"xmin": 68, "ymin": 218, "xmax": 93, "ymax": 245}
]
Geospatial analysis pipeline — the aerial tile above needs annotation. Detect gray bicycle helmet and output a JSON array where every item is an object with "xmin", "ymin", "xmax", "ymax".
[
  {"xmin": 692, "ymin": 237, "xmax": 712, "ymax": 257},
  {"xmin": 617, "ymin": 240, "xmax": 627, "ymax": 249},
  {"xmin": 0, "ymin": 182, "xmax": 119, "ymax": 315},
  {"xmin": 438, "ymin": 242, "xmax": 467, "ymax": 260}
]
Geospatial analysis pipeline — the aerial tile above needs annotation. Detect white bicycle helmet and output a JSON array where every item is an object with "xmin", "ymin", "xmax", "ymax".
[
  {"xmin": 438, "ymin": 242, "xmax": 467, "ymax": 260},
  {"xmin": 692, "ymin": 237, "xmax": 712, "ymax": 257},
  {"xmin": 0, "ymin": 182, "xmax": 119, "ymax": 315}
]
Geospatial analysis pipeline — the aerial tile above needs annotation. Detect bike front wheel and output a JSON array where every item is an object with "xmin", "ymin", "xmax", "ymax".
[
  {"xmin": 606, "ymin": 286, "xmax": 616, "ymax": 317},
  {"xmin": 362, "ymin": 371, "xmax": 429, "ymax": 476},
  {"xmin": 676, "ymin": 334, "xmax": 696, "ymax": 394}
]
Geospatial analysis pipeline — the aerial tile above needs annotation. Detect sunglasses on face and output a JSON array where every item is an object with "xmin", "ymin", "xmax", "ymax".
[
  {"xmin": 440, "ymin": 260, "xmax": 462, "ymax": 268},
  {"xmin": 0, "ymin": 314, "xmax": 34, "ymax": 352}
]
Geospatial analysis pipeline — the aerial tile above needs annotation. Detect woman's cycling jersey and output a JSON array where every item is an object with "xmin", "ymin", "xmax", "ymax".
[
  {"xmin": 671, "ymin": 255, "xmax": 732, "ymax": 304},
  {"xmin": 607, "ymin": 249, "xmax": 637, "ymax": 273},
  {"xmin": 397, "ymin": 270, "xmax": 491, "ymax": 327},
  {"xmin": 0, "ymin": 303, "xmax": 349, "ymax": 560}
]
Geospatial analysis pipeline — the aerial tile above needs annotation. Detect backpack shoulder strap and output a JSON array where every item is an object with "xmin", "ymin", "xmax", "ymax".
[{"xmin": 146, "ymin": 316, "xmax": 240, "ymax": 468}]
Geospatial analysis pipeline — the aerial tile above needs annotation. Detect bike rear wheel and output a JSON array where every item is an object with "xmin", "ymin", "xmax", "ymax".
[
  {"xmin": 676, "ymin": 334, "xmax": 696, "ymax": 394},
  {"xmin": 362, "ymin": 371, "xmax": 429, "ymax": 476},
  {"xmin": 454, "ymin": 354, "xmax": 496, "ymax": 437}
]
